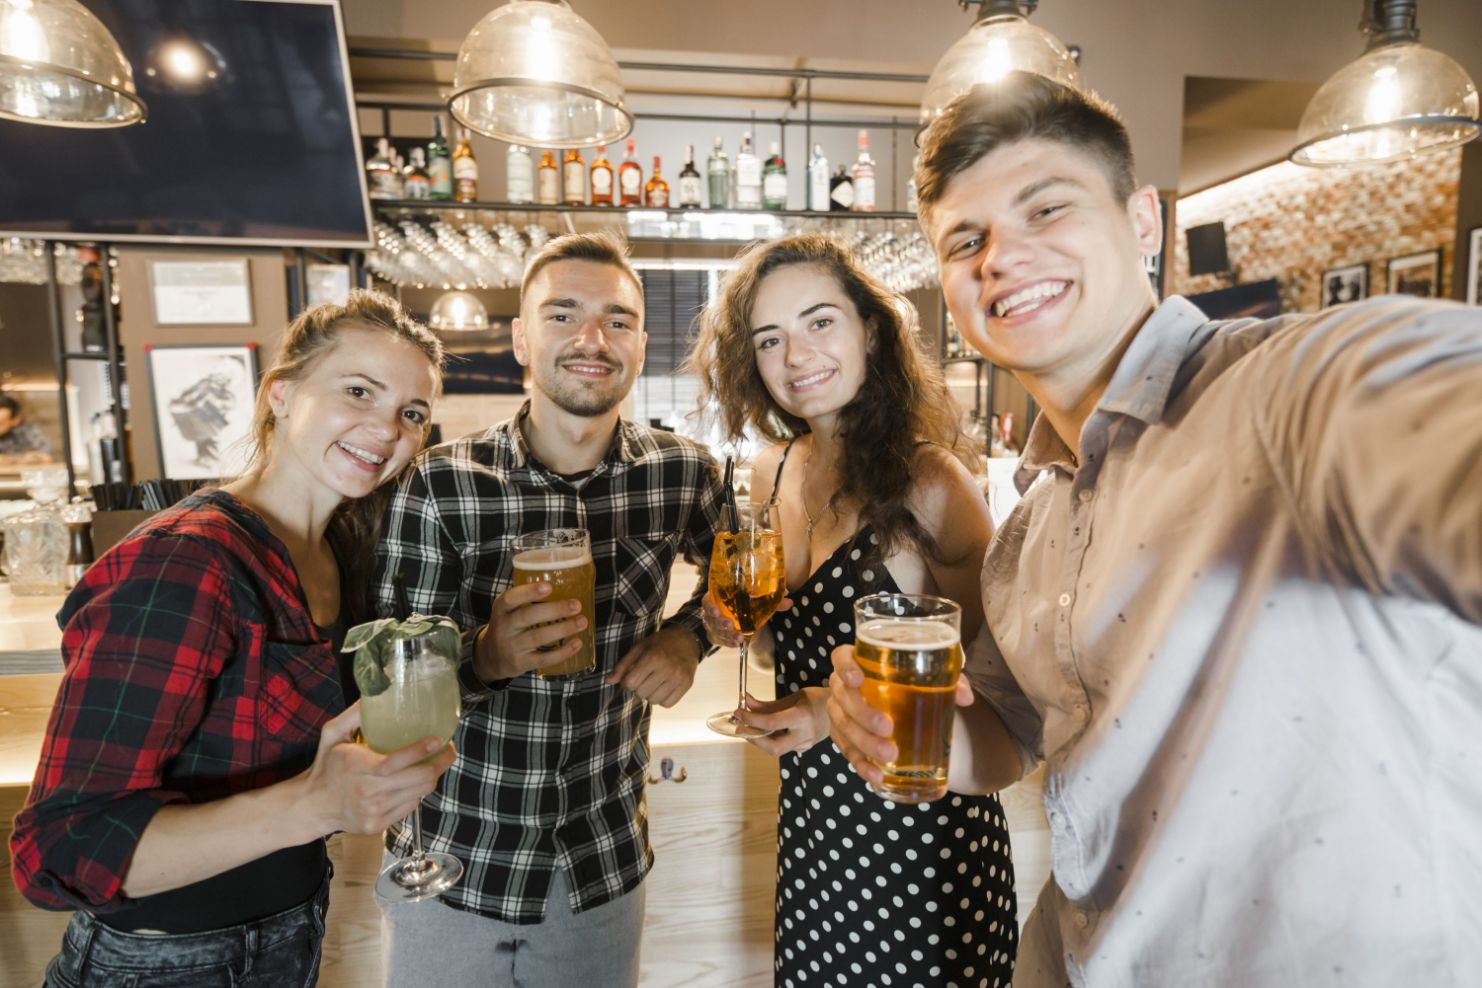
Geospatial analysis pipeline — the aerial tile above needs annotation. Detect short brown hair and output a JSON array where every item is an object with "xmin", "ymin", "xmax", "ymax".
[
  {"xmin": 520, "ymin": 228, "xmax": 643, "ymax": 303},
  {"xmin": 915, "ymin": 71, "xmax": 1137, "ymax": 225},
  {"xmin": 687, "ymin": 233, "xmax": 978, "ymax": 563}
]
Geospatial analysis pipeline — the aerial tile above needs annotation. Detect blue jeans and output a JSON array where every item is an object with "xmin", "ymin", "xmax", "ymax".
[{"xmin": 42, "ymin": 870, "xmax": 330, "ymax": 988}]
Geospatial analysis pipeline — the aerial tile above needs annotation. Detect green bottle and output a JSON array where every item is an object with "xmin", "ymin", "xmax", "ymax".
[
  {"xmin": 707, "ymin": 136, "xmax": 730, "ymax": 209},
  {"xmin": 427, "ymin": 115, "xmax": 452, "ymax": 201}
]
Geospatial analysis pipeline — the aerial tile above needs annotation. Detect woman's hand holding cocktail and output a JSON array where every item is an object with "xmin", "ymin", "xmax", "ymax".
[
  {"xmin": 700, "ymin": 589, "xmax": 792, "ymax": 649},
  {"xmin": 738, "ymin": 687, "xmax": 830, "ymax": 756},
  {"xmin": 473, "ymin": 580, "xmax": 591, "ymax": 681},
  {"xmin": 297, "ymin": 703, "xmax": 456, "ymax": 836}
]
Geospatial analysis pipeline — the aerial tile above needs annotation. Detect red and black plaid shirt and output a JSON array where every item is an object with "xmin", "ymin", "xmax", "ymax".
[{"xmin": 8, "ymin": 490, "xmax": 345, "ymax": 912}]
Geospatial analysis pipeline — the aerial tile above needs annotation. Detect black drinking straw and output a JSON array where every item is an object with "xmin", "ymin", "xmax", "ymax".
[
  {"xmin": 722, "ymin": 456, "xmax": 739, "ymax": 533},
  {"xmin": 393, "ymin": 571, "xmax": 412, "ymax": 620}
]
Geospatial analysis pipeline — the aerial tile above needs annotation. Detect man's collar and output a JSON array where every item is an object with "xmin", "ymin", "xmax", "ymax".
[
  {"xmin": 1012, "ymin": 296, "xmax": 1209, "ymax": 493},
  {"xmin": 1096, "ymin": 296, "xmax": 1209, "ymax": 426},
  {"xmin": 504, "ymin": 399, "xmax": 637, "ymax": 472}
]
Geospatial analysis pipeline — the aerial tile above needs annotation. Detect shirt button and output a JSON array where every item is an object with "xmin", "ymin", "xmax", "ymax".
[
  {"xmin": 1074, "ymin": 910, "xmax": 1090, "ymax": 930},
  {"xmin": 1073, "ymin": 704, "xmax": 1089, "ymax": 723},
  {"xmin": 1058, "ymin": 593, "xmax": 1072, "ymax": 607},
  {"xmin": 1078, "ymin": 489, "xmax": 1093, "ymax": 503}
]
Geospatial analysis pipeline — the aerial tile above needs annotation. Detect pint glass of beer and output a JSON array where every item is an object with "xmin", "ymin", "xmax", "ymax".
[
  {"xmin": 852, "ymin": 593, "xmax": 963, "ymax": 803},
  {"xmin": 511, "ymin": 528, "xmax": 597, "ymax": 678}
]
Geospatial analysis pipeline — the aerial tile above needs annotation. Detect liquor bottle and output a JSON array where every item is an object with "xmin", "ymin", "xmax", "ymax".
[
  {"xmin": 762, "ymin": 141, "xmax": 787, "ymax": 211},
  {"xmin": 387, "ymin": 149, "xmax": 407, "ymax": 199},
  {"xmin": 563, "ymin": 147, "xmax": 586, "ymax": 205},
  {"xmin": 404, "ymin": 147, "xmax": 431, "ymax": 200},
  {"xmin": 677, "ymin": 144, "xmax": 702, "ymax": 208},
  {"xmin": 427, "ymin": 116, "xmax": 453, "ymax": 200},
  {"xmin": 367, "ymin": 137, "xmax": 400, "ymax": 200},
  {"xmin": 536, "ymin": 149, "xmax": 559, "ymax": 205},
  {"xmin": 618, "ymin": 138, "xmax": 643, "ymax": 206},
  {"xmin": 734, "ymin": 132, "xmax": 761, "ymax": 209},
  {"xmin": 829, "ymin": 165, "xmax": 854, "ymax": 212},
  {"xmin": 645, "ymin": 155, "xmax": 670, "ymax": 207},
  {"xmin": 452, "ymin": 127, "xmax": 478, "ymax": 202},
  {"xmin": 807, "ymin": 143, "xmax": 829, "ymax": 212},
  {"xmin": 506, "ymin": 144, "xmax": 534, "ymax": 204},
  {"xmin": 851, "ymin": 129, "xmax": 876, "ymax": 212},
  {"xmin": 707, "ymin": 136, "xmax": 730, "ymax": 208},
  {"xmin": 590, "ymin": 144, "xmax": 614, "ymax": 206}
]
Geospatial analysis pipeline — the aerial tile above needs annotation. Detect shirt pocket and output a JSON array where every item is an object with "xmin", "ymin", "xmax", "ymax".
[
  {"xmin": 254, "ymin": 639, "xmax": 343, "ymax": 762},
  {"xmin": 611, "ymin": 534, "xmax": 678, "ymax": 622}
]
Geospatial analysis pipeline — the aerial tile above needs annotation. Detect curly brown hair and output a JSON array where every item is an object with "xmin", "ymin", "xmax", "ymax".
[
  {"xmin": 688, "ymin": 233, "xmax": 978, "ymax": 564},
  {"xmin": 246, "ymin": 289, "xmax": 445, "ymax": 622}
]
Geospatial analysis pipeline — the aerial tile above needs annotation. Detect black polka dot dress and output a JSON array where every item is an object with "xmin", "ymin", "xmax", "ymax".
[{"xmin": 771, "ymin": 529, "xmax": 1018, "ymax": 988}]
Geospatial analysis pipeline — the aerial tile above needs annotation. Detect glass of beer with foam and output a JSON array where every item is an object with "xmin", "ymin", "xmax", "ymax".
[
  {"xmin": 852, "ymin": 593, "xmax": 963, "ymax": 803},
  {"xmin": 512, "ymin": 528, "xmax": 597, "ymax": 678}
]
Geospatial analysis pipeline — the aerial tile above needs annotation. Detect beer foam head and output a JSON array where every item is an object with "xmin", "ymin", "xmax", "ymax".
[
  {"xmin": 513, "ymin": 545, "xmax": 593, "ymax": 570},
  {"xmin": 856, "ymin": 618, "xmax": 959, "ymax": 651}
]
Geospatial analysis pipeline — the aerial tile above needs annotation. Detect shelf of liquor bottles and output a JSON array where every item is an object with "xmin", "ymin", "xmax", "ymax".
[{"xmin": 374, "ymin": 201, "xmax": 921, "ymax": 221}]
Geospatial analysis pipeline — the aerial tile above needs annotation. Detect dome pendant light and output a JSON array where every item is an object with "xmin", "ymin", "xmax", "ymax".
[
  {"xmin": 0, "ymin": 0, "xmax": 146, "ymax": 127},
  {"xmin": 920, "ymin": 0, "xmax": 1080, "ymax": 133},
  {"xmin": 1290, "ymin": 0, "xmax": 1478, "ymax": 167},
  {"xmin": 429, "ymin": 290, "xmax": 490, "ymax": 332},
  {"xmin": 449, "ymin": 0, "xmax": 632, "ymax": 149}
]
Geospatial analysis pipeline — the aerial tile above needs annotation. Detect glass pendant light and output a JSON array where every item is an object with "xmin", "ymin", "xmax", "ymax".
[
  {"xmin": 449, "ymin": 0, "xmax": 632, "ymax": 149},
  {"xmin": 0, "ymin": 0, "xmax": 146, "ymax": 127},
  {"xmin": 428, "ymin": 291, "xmax": 490, "ymax": 332},
  {"xmin": 920, "ymin": 0, "xmax": 1080, "ymax": 132},
  {"xmin": 1290, "ymin": 0, "xmax": 1478, "ymax": 167}
]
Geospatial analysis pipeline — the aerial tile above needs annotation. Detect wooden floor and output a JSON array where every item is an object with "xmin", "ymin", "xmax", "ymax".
[{"xmin": 1, "ymin": 773, "xmax": 1048, "ymax": 988}]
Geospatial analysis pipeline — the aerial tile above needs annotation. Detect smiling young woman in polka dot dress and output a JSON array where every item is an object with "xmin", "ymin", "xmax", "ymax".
[{"xmin": 689, "ymin": 234, "xmax": 1017, "ymax": 987}]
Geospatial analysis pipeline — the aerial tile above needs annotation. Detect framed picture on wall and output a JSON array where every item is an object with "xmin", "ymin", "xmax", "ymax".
[
  {"xmin": 1467, "ymin": 227, "xmax": 1481, "ymax": 305},
  {"xmin": 1320, "ymin": 263, "xmax": 1368, "ymax": 308},
  {"xmin": 145, "ymin": 343, "xmax": 260, "ymax": 480},
  {"xmin": 1386, "ymin": 249, "xmax": 1442, "ymax": 298},
  {"xmin": 148, "ymin": 259, "xmax": 253, "ymax": 326}
]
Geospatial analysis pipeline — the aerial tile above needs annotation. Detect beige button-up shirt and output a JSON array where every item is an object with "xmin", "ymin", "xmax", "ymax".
[{"xmin": 968, "ymin": 296, "xmax": 1482, "ymax": 987}]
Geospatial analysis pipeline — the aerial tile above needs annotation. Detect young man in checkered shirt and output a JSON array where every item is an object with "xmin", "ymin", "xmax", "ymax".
[{"xmin": 373, "ymin": 230, "xmax": 727, "ymax": 987}]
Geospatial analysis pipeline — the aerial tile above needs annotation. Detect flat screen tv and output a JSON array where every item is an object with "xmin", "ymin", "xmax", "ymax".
[{"xmin": 0, "ymin": 0, "xmax": 372, "ymax": 248}]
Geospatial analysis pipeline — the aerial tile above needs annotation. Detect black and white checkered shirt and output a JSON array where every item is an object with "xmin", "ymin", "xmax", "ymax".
[{"xmin": 371, "ymin": 404, "xmax": 724, "ymax": 922}]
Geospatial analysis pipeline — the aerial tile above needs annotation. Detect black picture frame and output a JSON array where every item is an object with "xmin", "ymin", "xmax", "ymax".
[
  {"xmin": 145, "ymin": 343, "xmax": 261, "ymax": 480},
  {"xmin": 1466, "ymin": 227, "xmax": 1481, "ymax": 306},
  {"xmin": 1320, "ymin": 263, "xmax": 1368, "ymax": 308},
  {"xmin": 1386, "ymin": 248, "xmax": 1442, "ymax": 299}
]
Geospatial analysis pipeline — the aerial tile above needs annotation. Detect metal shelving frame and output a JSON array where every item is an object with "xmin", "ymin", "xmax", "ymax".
[{"xmin": 45, "ymin": 245, "xmax": 130, "ymax": 492}]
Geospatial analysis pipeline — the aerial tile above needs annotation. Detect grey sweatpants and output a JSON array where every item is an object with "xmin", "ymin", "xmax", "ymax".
[{"xmin": 379, "ymin": 862, "xmax": 646, "ymax": 988}]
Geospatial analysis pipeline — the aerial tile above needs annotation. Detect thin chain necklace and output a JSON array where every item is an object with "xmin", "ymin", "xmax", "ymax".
[{"xmin": 801, "ymin": 443, "xmax": 821, "ymax": 542}]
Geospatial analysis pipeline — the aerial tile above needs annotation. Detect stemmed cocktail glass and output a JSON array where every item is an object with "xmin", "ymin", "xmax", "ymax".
[
  {"xmin": 357, "ymin": 628, "xmax": 464, "ymax": 902},
  {"xmin": 706, "ymin": 499, "xmax": 786, "ymax": 738}
]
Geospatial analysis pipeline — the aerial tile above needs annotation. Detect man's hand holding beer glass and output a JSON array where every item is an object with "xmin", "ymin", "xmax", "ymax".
[{"xmin": 473, "ymin": 579, "xmax": 592, "ymax": 681}]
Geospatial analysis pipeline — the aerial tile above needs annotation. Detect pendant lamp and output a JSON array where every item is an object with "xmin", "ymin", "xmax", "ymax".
[
  {"xmin": 0, "ymin": 0, "xmax": 145, "ymax": 127},
  {"xmin": 449, "ymin": 0, "xmax": 632, "ymax": 149},
  {"xmin": 429, "ymin": 290, "xmax": 490, "ymax": 332},
  {"xmin": 1290, "ymin": 0, "xmax": 1478, "ymax": 167},
  {"xmin": 920, "ymin": 0, "xmax": 1080, "ymax": 132}
]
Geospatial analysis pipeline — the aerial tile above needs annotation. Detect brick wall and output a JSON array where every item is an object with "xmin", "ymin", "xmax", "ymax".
[{"xmin": 1171, "ymin": 150, "xmax": 1462, "ymax": 312}]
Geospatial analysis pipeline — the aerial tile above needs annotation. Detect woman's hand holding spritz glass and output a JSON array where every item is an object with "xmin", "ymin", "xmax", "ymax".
[
  {"xmin": 345, "ymin": 614, "xmax": 465, "ymax": 902},
  {"xmin": 705, "ymin": 499, "xmax": 786, "ymax": 738}
]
